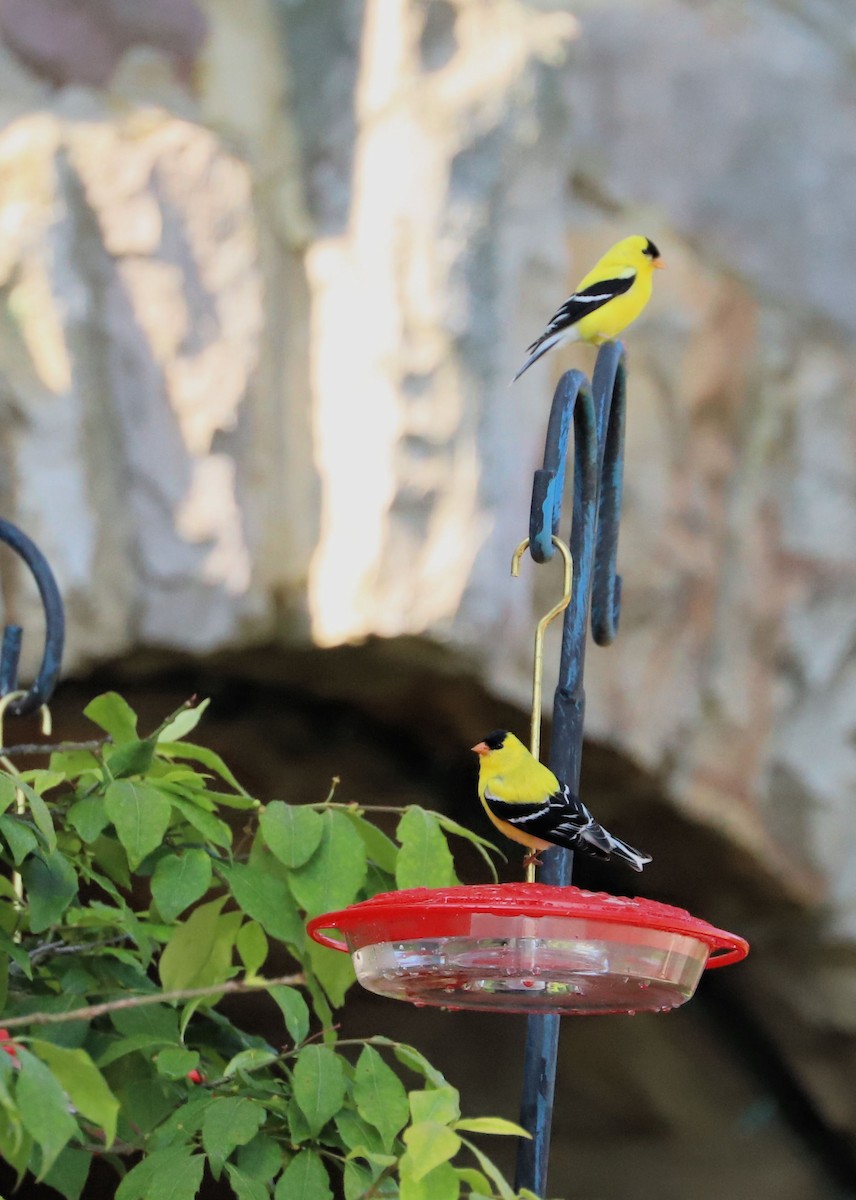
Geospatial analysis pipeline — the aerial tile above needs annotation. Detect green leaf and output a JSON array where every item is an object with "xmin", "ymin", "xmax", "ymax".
[
  {"xmin": 48, "ymin": 749, "xmax": 99, "ymax": 779},
  {"xmin": 155, "ymin": 1048, "xmax": 200, "ymax": 1079},
  {"xmin": 169, "ymin": 795, "xmax": 232, "ymax": 849},
  {"xmin": 0, "ymin": 773, "xmax": 17, "ymax": 813},
  {"xmin": 16, "ymin": 779, "xmax": 56, "ymax": 852},
  {"xmin": 106, "ymin": 738, "xmax": 156, "ymax": 778},
  {"xmin": 305, "ymin": 936, "xmax": 356, "ymax": 1007},
  {"xmin": 402, "ymin": 1122, "xmax": 461, "ymax": 1181},
  {"xmin": 157, "ymin": 741, "xmax": 250, "ymax": 797},
  {"xmin": 111, "ymin": 1003, "xmax": 179, "ymax": 1041},
  {"xmin": 343, "ymin": 810, "xmax": 400, "ymax": 873},
  {"xmin": 260, "ymin": 801, "xmax": 324, "ymax": 868},
  {"xmin": 116, "ymin": 1145, "xmax": 205, "ymax": 1200},
  {"xmin": 84, "ymin": 692, "xmax": 138, "ymax": 744},
  {"xmin": 434, "ymin": 813, "xmax": 504, "ymax": 880},
  {"xmin": 30, "ymin": 1040, "xmax": 120, "ymax": 1146},
  {"xmin": 109, "ymin": 1054, "xmax": 174, "ymax": 1137},
  {"xmin": 335, "ymin": 1109, "xmax": 387, "ymax": 1157},
  {"xmin": 0, "ymin": 955, "xmax": 11, "ymax": 1010},
  {"xmin": 237, "ymin": 920, "xmax": 268, "ymax": 976},
  {"xmin": 0, "ymin": 927, "xmax": 32, "ymax": 978},
  {"xmin": 42, "ymin": 1147, "xmax": 92, "ymax": 1200},
  {"xmin": 396, "ymin": 807, "xmax": 456, "ymax": 889},
  {"xmin": 455, "ymin": 1167, "xmax": 493, "ymax": 1193},
  {"xmin": 410, "ymin": 1086, "xmax": 460, "ymax": 1127},
  {"xmin": 400, "ymin": 1159, "xmax": 460, "ymax": 1200},
  {"xmin": 389, "ymin": 1041, "xmax": 448, "ymax": 1088},
  {"xmin": 288, "ymin": 1092, "xmax": 310, "ymax": 1142},
  {"xmin": 98, "ymin": 1034, "xmax": 168, "ymax": 1069},
  {"xmin": 343, "ymin": 1160, "xmax": 378, "ymax": 1200},
  {"xmin": 14, "ymin": 1046, "xmax": 78, "ymax": 1177},
  {"xmin": 457, "ymin": 1138, "xmax": 516, "ymax": 1200},
  {"xmin": 236, "ymin": 1133, "xmax": 282, "ymax": 1182},
  {"xmin": 0, "ymin": 813, "xmax": 38, "ymax": 864},
  {"xmin": 220, "ymin": 862, "xmax": 304, "ymax": 945},
  {"xmin": 292, "ymin": 1045, "xmax": 347, "ymax": 1137},
  {"xmin": 157, "ymin": 700, "xmax": 210, "ymax": 743},
  {"xmin": 67, "ymin": 795, "xmax": 109, "ymax": 844},
  {"xmin": 289, "ymin": 811, "xmax": 367, "ymax": 917},
  {"xmin": 159, "ymin": 897, "xmax": 240, "ymax": 992},
  {"xmin": 151, "ymin": 850, "xmax": 213, "ymax": 923},
  {"xmin": 225, "ymin": 1164, "xmax": 270, "ymax": 1200},
  {"xmin": 21, "ymin": 851, "xmax": 78, "ymax": 932},
  {"xmin": 202, "ymin": 1097, "xmax": 266, "ymax": 1177},
  {"xmin": 275, "ymin": 1149, "xmax": 333, "ymax": 1200},
  {"xmin": 269, "ymin": 985, "xmax": 309, "ymax": 1045},
  {"xmin": 0, "ymin": 1112, "xmax": 30, "ymax": 1184},
  {"xmin": 222, "ymin": 1048, "xmax": 278, "ymax": 1078},
  {"xmin": 453, "ymin": 1116, "xmax": 530, "ymax": 1137},
  {"xmin": 353, "ymin": 1045, "xmax": 409, "ymax": 1150},
  {"xmin": 91, "ymin": 835, "xmax": 131, "ymax": 890},
  {"xmin": 104, "ymin": 780, "xmax": 172, "ymax": 869}
]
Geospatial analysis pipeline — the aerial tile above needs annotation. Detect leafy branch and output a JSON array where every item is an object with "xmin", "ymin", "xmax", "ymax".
[{"xmin": 0, "ymin": 691, "xmax": 531, "ymax": 1200}]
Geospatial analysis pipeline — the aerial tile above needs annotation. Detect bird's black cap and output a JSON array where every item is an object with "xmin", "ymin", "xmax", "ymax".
[
  {"xmin": 482, "ymin": 730, "xmax": 508, "ymax": 750},
  {"xmin": 643, "ymin": 238, "xmax": 661, "ymax": 259}
]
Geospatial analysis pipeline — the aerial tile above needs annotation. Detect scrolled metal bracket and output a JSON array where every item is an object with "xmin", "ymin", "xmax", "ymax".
[{"xmin": 0, "ymin": 519, "xmax": 65, "ymax": 719}]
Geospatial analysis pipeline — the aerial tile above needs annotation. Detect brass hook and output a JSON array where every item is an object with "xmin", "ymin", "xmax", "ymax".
[
  {"xmin": 511, "ymin": 536, "xmax": 573, "ymax": 882},
  {"xmin": 511, "ymin": 536, "xmax": 573, "ymax": 764}
]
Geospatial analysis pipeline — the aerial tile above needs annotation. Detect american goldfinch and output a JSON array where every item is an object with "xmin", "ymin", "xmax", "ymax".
[
  {"xmin": 472, "ymin": 730, "xmax": 651, "ymax": 872},
  {"xmin": 513, "ymin": 235, "xmax": 664, "ymax": 382}
]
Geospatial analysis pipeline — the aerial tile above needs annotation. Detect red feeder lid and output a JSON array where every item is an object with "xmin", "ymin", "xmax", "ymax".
[{"xmin": 307, "ymin": 883, "xmax": 749, "ymax": 969}]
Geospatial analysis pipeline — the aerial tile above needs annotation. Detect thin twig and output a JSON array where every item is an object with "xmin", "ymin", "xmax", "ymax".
[
  {"xmin": 27, "ymin": 934, "xmax": 132, "ymax": 967},
  {"xmin": 1, "ymin": 972, "xmax": 305, "ymax": 1031},
  {"xmin": 0, "ymin": 738, "xmax": 109, "ymax": 757}
]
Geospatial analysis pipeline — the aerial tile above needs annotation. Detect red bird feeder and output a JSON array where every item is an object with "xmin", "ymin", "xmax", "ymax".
[{"xmin": 307, "ymin": 883, "xmax": 748, "ymax": 1016}]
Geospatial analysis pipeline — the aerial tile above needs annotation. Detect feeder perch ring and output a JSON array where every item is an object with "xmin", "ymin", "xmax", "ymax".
[{"xmin": 306, "ymin": 883, "xmax": 748, "ymax": 1017}]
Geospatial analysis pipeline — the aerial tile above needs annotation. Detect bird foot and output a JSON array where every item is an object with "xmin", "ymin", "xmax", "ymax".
[{"xmin": 523, "ymin": 849, "xmax": 543, "ymax": 871}]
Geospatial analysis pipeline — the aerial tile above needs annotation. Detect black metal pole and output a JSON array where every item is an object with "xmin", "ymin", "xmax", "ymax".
[{"xmin": 514, "ymin": 343, "xmax": 628, "ymax": 1196}]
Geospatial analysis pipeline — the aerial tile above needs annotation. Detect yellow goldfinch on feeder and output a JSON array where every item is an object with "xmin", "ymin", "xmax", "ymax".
[
  {"xmin": 513, "ymin": 235, "xmax": 665, "ymax": 382},
  {"xmin": 472, "ymin": 730, "xmax": 651, "ymax": 872}
]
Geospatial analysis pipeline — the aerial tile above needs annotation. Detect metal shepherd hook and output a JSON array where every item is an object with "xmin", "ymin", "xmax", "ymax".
[
  {"xmin": 514, "ymin": 341, "xmax": 628, "ymax": 1195},
  {"xmin": 0, "ymin": 519, "xmax": 65, "ymax": 721}
]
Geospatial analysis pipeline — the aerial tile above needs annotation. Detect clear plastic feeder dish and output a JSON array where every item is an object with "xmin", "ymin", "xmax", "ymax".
[{"xmin": 306, "ymin": 884, "xmax": 749, "ymax": 1016}]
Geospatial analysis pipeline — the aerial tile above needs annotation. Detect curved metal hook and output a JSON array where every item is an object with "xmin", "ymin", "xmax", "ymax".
[
  {"xmin": 510, "ymin": 535, "xmax": 573, "ymax": 765},
  {"xmin": 526, "ymin": 341, "xmax": 628, "ymax": 790},
  {"xmin": 0, "ymin": 520, "xmax": 66, "ymax": 718}
]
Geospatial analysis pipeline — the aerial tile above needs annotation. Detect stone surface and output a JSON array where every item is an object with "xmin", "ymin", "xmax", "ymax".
[{"xmin": 1, "ymin": 0, "xmax": 856, "ymax": 1191}]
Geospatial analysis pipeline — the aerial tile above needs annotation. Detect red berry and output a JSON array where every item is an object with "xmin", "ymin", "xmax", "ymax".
[
  {"xmin": 186, "ymin": 1069, "xmax": 204, "ymax": 1084},
  {"xmin": 0, "ymin": 1030, "xmax": 20, "ymax": 1063}
]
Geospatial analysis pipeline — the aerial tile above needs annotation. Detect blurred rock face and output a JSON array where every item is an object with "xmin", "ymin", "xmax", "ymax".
[{"xmin": 1, "ymin": 0, "xmax": 856, "ymax": 1182}]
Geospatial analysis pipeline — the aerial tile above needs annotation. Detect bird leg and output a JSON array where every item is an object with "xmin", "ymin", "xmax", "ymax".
[{"xmin": 522, "ymin": 848, "xmax": 543, "ymax": 871}]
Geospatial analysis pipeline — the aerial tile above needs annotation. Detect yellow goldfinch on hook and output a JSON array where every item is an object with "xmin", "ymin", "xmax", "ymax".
[
  {"xmin": 472, "ymin": 730, "xmax": 651, "ymax": 872},
  {"xmin": 513, "ymin": 235, "xmax": 665, "ymax": 382}
]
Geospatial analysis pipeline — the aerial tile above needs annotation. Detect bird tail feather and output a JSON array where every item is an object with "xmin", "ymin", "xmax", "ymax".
[
  {"xmin": 601, "ymin": 833, "xmax": 652, "ymax": 873},
  {"xmin": 511, "ymin": 331, "xmax": 567, "ymax": 383}
]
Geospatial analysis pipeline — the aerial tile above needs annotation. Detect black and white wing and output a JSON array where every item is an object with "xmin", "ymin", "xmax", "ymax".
[
  {"xmin": 512, "ymin": 273, "xmax": 636, "ymax": 382},
  {"xmin": 485, "ymin": 781, "xmax": 651, "ymax": 872}
]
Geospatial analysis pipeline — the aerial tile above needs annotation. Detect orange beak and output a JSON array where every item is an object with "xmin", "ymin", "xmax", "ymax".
[
  {"xmin": 652, "ymin": 259, "xmax": 666, "ymax": 269},
  {"xmin": 471, "ymin": 742, "xmax": 490, "ymax": 756}
]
